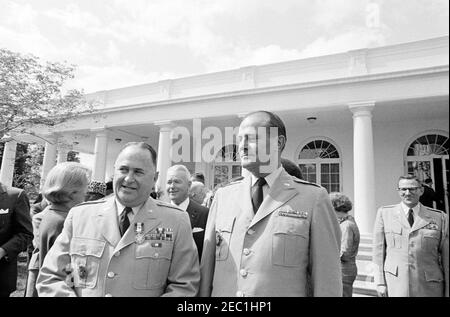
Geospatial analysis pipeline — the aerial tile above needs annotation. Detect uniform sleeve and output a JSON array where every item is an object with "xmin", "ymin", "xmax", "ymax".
[
  {"xmin": 1, "ymin": 189, "xmax": 32, "ymax": 260},
  {"xmin": 162, "ymin": 211, "xmax": 200, "ymax": 297},
  {"xmin": 199, "ymin": 189, "xmax": 219, "ymax": 297},
  {"xmin": 36, "ymin": 210, "xmax": 77, "ymax": 297},
  {"xmin": 372, "ymin": 208, "xmax": 387, "ymax": 286},
  {"xmin": 309, "ymin": 188, "xmax": 342, "ymax": 296},
  {"xmin": 440, "ymin": 213, "xmax": 449, "ymax": 297}
]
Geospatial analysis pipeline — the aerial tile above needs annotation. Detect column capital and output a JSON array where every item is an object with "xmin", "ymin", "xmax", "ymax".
[
  {"xmin": 154, "ymin": 120, "xmax": 174, "ymax": 132},
  {"xmin": 348, "ymin": 101, "xmax": 376, "ymax": 117}
]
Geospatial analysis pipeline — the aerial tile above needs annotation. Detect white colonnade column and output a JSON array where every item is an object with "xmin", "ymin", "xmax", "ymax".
[
  {"xmin": 155, "ymin": 121, "xmax": 173, "ymax": 202},
  {"xmin": 57, "ymin": 146, "xmax": 69, "ymax": 164},
  {"xmin": 40, "ymin": 135, "xmax": 57, "ymax": 190},
  {"xmin": 0, "ymin": 139, "xmax": 18, "ymax": 187},
  {"xmin": 92, "ymin": 128, "xmax": 109, "ymax": 182},
  {"xmin": 349, "ymin": 101, "xmax": 376, "ymax": 234}
]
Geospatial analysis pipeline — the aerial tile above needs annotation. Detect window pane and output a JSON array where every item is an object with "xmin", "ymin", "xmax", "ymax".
[
  {"xmin": 331, "ymin": 163, "xmax": 339, "ymax": 173},
  {"xmin": 231, "ymin": 165, "xmax": 242, "ymax": 178}
]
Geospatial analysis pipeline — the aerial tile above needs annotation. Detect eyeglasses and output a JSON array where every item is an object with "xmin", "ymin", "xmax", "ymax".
[{"xmin": 397, "ymin": 187, "xmax": 421, "ymax": 193}]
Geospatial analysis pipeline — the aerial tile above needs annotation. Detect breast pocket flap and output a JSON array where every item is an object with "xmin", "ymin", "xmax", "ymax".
[{"xmin": 70, "ymin": 238, "xmax": 106, "ymax": 257}]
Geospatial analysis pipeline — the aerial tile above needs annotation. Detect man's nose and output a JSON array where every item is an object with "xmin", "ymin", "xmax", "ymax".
[{"xmin": 124, "ymin": 172, "xmax": 135, "ymax": 182}]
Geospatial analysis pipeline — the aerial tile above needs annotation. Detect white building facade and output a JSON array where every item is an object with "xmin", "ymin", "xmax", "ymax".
[{"xmin": 1, "ymin": 36, "xmax": 448, "ymax": 234}]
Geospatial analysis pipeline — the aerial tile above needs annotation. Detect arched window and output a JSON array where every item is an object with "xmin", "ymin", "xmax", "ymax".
[
  {"xmin": 297, "ymin": 139, "xmax": 341, "ymax": 193},
  {"xmin": 213, "ymin": 144, "xmax": 241, "ymax": 188},
  {"xmin": 405, "ymin": 132, "xmax": 449, "ymax": 212}
]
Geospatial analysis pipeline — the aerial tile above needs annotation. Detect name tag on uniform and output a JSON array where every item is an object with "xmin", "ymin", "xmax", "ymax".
[{"xmin": 278, "ymin": 209, "xmax": 308, "ymax": 219}]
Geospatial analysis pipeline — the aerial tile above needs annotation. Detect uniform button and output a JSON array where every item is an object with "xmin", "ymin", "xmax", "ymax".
[
  {"xmin": 105, "ymin": 294, "xmax": 113, "ymax": 297},
  {"xmin": 154, "ymin": 253, "xmax": 159, "ymax": 257},
  {"xmin": 247, "ymin": 229, "xmax": 255, "ymax": 235},
  {"xmin": 107, "ymin": 272, "xmax": 115, "ymax": 278},
  {"xmin": 243, "ymin": 248, "xmax": 250, "ymax": 256},
  {"xmin": 114, "ymin": 251, "xmax": 120, "ymax": 257},
  {"xmin": 236, "ymin": 291, "xmax": 244, "ymax": 297},
  {"xmin": 240, "ymin": 269, "xmax": 248, "ymax": 277}
]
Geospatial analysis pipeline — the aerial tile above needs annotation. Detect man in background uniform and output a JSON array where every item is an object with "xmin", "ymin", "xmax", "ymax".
[
  {"xmin": 200, "ymin": 111, "xmax": 342, "ymax": 297},
  {"xmin": 37, "ymin": 142, "xmax": 199, "ymax": 297},
  {"xmin": 373, "ymin": 175, "xmax": 449, "ymax": 297}
]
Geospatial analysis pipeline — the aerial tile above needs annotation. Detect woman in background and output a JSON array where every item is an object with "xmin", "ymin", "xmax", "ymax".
[
  {"xmin": 25, "ymin": 162, "xmax": 91, "ymax": 297},
  {"xmin": 329, "ymin": 192, "xmax": 360, "ymax": 297}
]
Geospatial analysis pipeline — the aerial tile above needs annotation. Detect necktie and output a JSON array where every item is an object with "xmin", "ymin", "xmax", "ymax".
[
  {"xmin": 408, "ymin": 209, "xmax": 414, "ymax": 227},
  {"xmin": 252, "ymin": 177, "xmax": 267, "ymax": 213},
  {"xmin": 119, "ymin": 207, "xmax": 132, "ymax": 236}
]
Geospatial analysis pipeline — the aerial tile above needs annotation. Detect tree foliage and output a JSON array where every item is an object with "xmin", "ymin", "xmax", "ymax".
[{"xmin": 0, "ymin": 48, "xmax": 93, "ymax": 139}]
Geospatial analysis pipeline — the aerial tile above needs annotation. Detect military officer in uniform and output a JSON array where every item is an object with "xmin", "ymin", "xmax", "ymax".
[
  {"xmin": 373, "ymin": 175, "xmax": 449, "ymax": 297},
  {"xmin": 36, "ymin": 142, "xmax": 200, "ymax": 297},
  {"xmin": 200, "ymin": 111, "xmax": 342, "ymax": 297}
]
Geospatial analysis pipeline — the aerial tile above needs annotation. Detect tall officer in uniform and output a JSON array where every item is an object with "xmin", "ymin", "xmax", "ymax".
[
  {"xmin": 199, "ymin": 111, "xmax": 342, "ymax": 297},
  {"xmin": 373, "ymin": 175, "xmax": 449, "ymax": 297},
  {"xmin": 36, "ymin": 142, "xmax": 200, "ymax": 297}
]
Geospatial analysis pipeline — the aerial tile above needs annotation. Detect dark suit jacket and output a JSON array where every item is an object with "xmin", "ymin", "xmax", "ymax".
[
  {"xmin": 0, "ymin": 183, "xmax": 33, "ymax": 294},
  {"xmin": 420, "ymin": 185, "xmax": 437, "ymax": 208},
  {"xmin": 186, "ymin": 199, "xmax": 209, "ymax": 260}
]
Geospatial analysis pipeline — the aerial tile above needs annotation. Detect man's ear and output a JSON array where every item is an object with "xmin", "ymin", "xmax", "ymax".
[{"xmin": 278, "ymin": 135, "xmax": 286, "ymax": 152}]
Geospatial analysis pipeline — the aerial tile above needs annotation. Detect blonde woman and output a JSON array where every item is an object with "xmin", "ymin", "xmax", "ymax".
[{"xmin": 25, "ymin": 162, "xmax": 91, "ymax": 297}]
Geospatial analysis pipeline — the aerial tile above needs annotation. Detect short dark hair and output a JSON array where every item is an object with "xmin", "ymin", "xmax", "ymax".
[
  {"xmin": 244, "ymin": 111, "xmax": 287, "ymax": 150},
  {"xmin": 329, "ymin": 192, "xmax": 353, "ymax": 213},
  {"xmin": 281, "ymin": 158, "xmax": 303, "ymax": 180},
  {"xmin": 398, "ymin": 174, "xmax": 422, "ymax": 185},
  {"xmin": 119, "ymin": 142, "xmax": 157, "ymax": 166},
  {"xmin": 192, "ymin": 172, "xmax": 205, "ymax": 184}
]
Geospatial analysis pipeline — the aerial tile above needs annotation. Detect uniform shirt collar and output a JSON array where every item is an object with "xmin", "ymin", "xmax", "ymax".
[
  {"xmin": 401, "ymin": 202, "xmax": 421, "ymax": 218},
  {"xmin": 171, "ymin": 197, "xmax": 190, "ymax": 211},
  {"xmin": 251, "ymin": 166, "xmax": 283, "ymax": 189},
  {"xmin": 115, "ymin": 199, "xmax": 143, "ymax": 218}
]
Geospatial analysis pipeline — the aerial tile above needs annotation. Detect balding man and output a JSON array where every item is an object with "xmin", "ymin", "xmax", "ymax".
[
  {"xmin": 37, "ymin": 142, "xmax": 199, "ymax": 297},
  {"xmin": 167, "ymin": 165, "xmax": 209, "ymax": 260},
  {"xmin": 200, "ymin": 111, "xmax": 342, "ymax": 297},
  {"xmin": 189, "ymin": 181, "xmax": 207, "ymax": 206}
]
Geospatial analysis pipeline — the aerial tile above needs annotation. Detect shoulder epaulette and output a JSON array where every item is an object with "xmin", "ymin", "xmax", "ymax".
[
  {"xmin": 292, "ymin": 178, "xmax": 321, "ymax": 188},
  {"xmin": 382, "ymin": 204, "xmax": 397, "ymax": 209},
  {"xmin": 224, "ymin": 176, "xmax": 244, "ymax": 187},
  {"xmin": 155, "ymin": 201, "xmax": 184, "ymax": 212},
  {"xmin": 77, "ymin": 199, "xmax": 107, "ymax": 206},
  {"xmin": 424, "ymin": 206, "xmax": 444, "ymax": 213}
]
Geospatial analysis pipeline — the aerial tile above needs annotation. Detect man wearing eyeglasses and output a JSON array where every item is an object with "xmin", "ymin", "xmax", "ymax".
[{"xmin": 372, "ymin": 175, "xmax": 449, "ymax": 297}]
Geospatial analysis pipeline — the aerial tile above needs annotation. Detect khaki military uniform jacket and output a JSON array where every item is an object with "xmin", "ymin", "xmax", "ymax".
[
  {"xmin": 200, "ymin": 169, "xmax": 342, "ymax": 297},
  {"xmin": 373, "ymin": 203, "xmax": 449, "ymax": 297},
  {"xmin": 36, "ymin": 196, "xmax": 200, "ymax": 297}
]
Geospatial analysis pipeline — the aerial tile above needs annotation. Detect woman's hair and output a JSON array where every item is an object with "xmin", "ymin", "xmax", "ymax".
[
  {"xmin": 43, "ymin": 162, "xmax": 92, "ymax": 205},
  {"xmin": 329, "ymin": 192, "xmax": 353, "ymax": 213}
]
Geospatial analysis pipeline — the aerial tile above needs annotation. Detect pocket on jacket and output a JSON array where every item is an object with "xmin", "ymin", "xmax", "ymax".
[
  {"xmin": 384, "ymin": 261, "xmax": 398, "ymax": 277},
  {"xmin": 424, "ymin": 270, "xmax": 444, "ymax": 283},
  {"xmin": 422, "ymin": 231, "xmax": 440, "ymax": 252},
  {"xmin": 215, "ymin": 217, "xmax": 235, "ymax": 261},
  {"xmin": 272, "ymin": 217, "xmax": 309, "ymax": 267},
  {"xmin": 69, "ymin": 237, "xmax": 106, "ymax": 289},
  {"xmin": 0, "ymin": 213, "xmax": 10, "ymax": 227},
  {"xmin": 386, "ymin": 223, "xmax": 402, "ymax": 249},
  {"xmin": 133, "ymin": 242, "xmax": 173, "ymax": 290}
]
